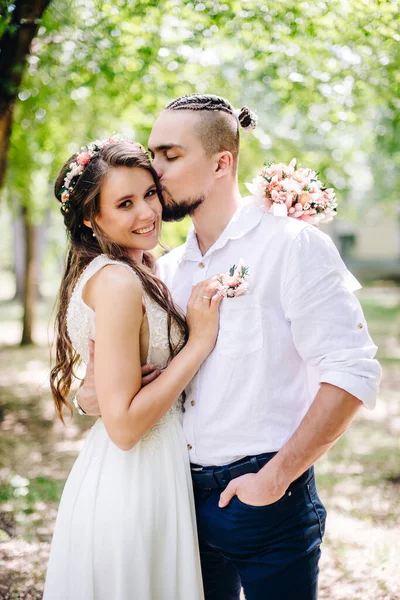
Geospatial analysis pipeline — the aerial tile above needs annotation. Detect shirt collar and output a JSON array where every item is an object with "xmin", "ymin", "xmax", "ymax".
[{"xmin": 180, "ymin": 198, "xmax": 263, "ymax": 263}]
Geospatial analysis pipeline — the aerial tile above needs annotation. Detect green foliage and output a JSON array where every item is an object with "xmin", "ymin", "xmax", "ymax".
[
  {"xmin": 161, "ymin": 217, "xmax": 191, "ymax": 249},
  {"xmin": 0, "ymin": 1, "xmax": 16, "ymax": 37},
  {"xmin": 5, "ymin": 0, "xmax": 400, "ymax": 232}
]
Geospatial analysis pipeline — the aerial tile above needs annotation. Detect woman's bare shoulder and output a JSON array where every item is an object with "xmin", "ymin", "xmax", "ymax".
[{"xmin": 83, "ymin": 262, "xmax": 143, "ymax": 312}]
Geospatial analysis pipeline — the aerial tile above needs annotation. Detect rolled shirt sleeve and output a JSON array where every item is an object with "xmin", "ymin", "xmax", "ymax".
[{"xmin": 281, "ymin": 225, "xmax": 382, "ymax": 409}]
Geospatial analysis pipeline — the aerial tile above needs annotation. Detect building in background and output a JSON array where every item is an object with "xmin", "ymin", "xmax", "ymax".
[{"xmin": 327, "ymin": 212, "xmax": 400, "ymax": 282}]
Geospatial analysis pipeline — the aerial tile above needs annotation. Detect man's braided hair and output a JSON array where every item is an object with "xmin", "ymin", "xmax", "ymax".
[
  {"xmin": 164, "ymin": 94, "xmax": 258, "ymax": 171},
  {"xmin": 165, "ymin": 94, "xmax": 257, "ymax": 130}
]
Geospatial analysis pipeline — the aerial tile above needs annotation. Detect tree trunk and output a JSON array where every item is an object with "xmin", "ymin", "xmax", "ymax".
[
  {"xmin": 0, "ymin": 106, "xmax": 14, "ymax": 191},
  {"xmin": 13, "ymin": 216, "xmax": 25, "ymax": 300},
  {"xmin": 20, "ymin": 211, "xmax": 37, "ymax": 345},
  {"xmin": 0, "ymin": 0, "xmax": 52, "ymax": 190},
  {"xmin": 13, "ymin": 209, "xmax": 49, "ymax": 300}
]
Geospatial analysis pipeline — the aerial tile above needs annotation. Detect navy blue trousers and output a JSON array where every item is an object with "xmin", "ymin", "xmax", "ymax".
[{"xmin": 193, "ymin": 467, "xmax": 327, "ymax": 600}]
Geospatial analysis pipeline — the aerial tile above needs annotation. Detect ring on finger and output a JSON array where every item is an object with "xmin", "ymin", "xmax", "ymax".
[{"xmin": 202, "ymin": 295, "xmax": 211, "ymax": 300}]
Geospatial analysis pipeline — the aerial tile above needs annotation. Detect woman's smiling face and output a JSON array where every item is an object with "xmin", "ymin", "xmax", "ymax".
[{"xmin": 94, "ymin": 166, "xmax": 162, "ymax": 256}]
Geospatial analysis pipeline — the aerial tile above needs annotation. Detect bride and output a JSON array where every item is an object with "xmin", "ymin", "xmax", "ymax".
[{"xmin": 44, "ymin": 136, "xmax": 222, "ymax": 599}]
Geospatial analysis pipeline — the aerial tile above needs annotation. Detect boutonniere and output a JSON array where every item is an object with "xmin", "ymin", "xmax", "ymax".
[{"xmin": 217, "ymin": 259, "xmax": 249, "ymax": 298}]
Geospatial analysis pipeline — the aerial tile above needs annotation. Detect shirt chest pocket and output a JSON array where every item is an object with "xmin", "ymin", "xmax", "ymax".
[{"xmin": 216, "ymin": 294, "xmax": 263, "ymax": 359}]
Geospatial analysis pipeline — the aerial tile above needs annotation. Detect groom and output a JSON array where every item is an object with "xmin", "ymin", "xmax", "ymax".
[{"xmin": 77, "ymin": 94, "xmax": 381, "ymax": 599}]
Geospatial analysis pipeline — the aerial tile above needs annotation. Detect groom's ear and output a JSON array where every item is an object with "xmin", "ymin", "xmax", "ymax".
[{"xmin": 214, "ymin": 151, "xmax": 233, "ymax": 179}]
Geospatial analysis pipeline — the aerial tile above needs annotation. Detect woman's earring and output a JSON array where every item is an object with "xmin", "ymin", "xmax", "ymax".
[{"xmin": 92, "ymin": 232, "xmax": 96, "ymax": 238}]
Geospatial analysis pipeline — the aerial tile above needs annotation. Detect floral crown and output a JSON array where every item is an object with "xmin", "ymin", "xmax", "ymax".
[{"xmin": 58, "ymin": 134, "xmax": 147, "ymax": 213}]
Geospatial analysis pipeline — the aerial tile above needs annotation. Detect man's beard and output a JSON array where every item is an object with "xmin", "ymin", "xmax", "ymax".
[{"xmin": 161, "ymin": 188, "xmax": 205, "ymax": 222}]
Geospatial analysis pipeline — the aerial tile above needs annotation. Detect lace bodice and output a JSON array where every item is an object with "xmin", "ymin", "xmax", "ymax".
[
  {"xmin": 67, "ymin": 254, "xmax": 182, "ymax": 369},
  {"xmin": 66, "ymin": 255, "xmax": 183, "ymax": 434}
]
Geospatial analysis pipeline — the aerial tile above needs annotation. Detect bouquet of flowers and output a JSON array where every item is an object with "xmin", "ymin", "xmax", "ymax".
[
  {"xmin": 246, "ymin": 159, "xmax": 337, "ymax": 225},
  {"xmin": 217, "ymin": 260, "xmax": 249, "ymax": 298}
]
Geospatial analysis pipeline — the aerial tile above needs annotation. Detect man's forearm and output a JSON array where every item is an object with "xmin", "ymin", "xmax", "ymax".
[
  {"xmin": 261, "ymin": 382, "xmax": 363, "ymax": 492},
  {"xmin": 76, "ymin": 362, "xmax": 162, "ymax": 417}
]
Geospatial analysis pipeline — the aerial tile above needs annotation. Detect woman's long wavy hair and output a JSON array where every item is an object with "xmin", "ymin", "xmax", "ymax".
[{"xmin": 50, "ymin": 141, "xmax": 188, "ymax": 422}]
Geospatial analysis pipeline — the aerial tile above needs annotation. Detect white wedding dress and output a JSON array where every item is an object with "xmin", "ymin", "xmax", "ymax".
[{"xmin": 44, "ymin": 254, "xmax": 204, "ymax": 600}]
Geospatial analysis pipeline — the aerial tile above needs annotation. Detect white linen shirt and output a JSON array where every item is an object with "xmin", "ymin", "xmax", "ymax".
[{"xmin": 158, "ymin": 199, "xmax": 381, "ymax": 467}]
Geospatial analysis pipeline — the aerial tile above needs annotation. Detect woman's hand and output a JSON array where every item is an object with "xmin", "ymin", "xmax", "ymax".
[{"xmin": 186, "ymin": 277, "xmax": 224, "ymax": 356}]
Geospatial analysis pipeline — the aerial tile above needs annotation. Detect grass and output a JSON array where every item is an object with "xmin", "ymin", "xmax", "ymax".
[{"xmin": 0, "ymin": 285, "xmax": 399, "ymax": 599}]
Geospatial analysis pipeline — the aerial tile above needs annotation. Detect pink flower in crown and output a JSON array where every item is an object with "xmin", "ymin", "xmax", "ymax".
[
  {"xmin": 77, "ymin": 152, "xmax": 91, "ymax": 166},
  {"xmin": 59, "ymin": 134, "xmax": 147, "ymax": 213},
  {"xmin": 68, "ymin": 163, "xmax": 82, "ymax": 178}
]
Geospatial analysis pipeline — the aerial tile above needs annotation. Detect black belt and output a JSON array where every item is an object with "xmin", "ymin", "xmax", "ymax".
[
  {"xmin": 191, "ymin": 452, "xmax": 313, "ymax": 491},
  {"xmin": 191, "ymin": 452, "xmax": 278, "ymax": 490}
]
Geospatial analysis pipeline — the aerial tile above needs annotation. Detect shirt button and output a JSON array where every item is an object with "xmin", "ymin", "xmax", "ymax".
[
  {"xmin": 190, "ymin": 400, "xmax": 196, "ymax": 406},
  {"xmin": 187, "ymin": 444, "xmax": 193, "ymax": 450},
  {"xmin": 198, "ymin": 262, "xmax": 205, "ymax": 269},
  {"xmin": 357, "ymin": 322, "xmax": 364, "ymax": 329}
]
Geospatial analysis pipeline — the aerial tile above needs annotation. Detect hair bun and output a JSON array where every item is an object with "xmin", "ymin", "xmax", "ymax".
[{"xmin": 237, "ymin": 106, "xmax": 258, "ymax": 131}]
